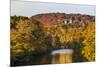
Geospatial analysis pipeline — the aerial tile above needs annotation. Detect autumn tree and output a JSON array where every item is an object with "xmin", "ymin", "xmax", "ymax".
[
  {"xmin": 11, "ymin": 16, "xmax": 46, "ymax": 65},
  {"xmin": 81, "ymin": 22, "xmax": 95, "ymax": 61}
]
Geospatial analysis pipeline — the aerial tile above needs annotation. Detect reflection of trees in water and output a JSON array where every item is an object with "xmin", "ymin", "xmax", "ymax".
[
  {"xmin": 31, "ymin": 53, "xmax": 52, "ymax": 65},
  {"xmin": 52, "ymin": 53, "xmax": 73, "ymax": 64},
  {"xmin": 52, "ymin": 54, "xmax": 60, "ymax": 64}
]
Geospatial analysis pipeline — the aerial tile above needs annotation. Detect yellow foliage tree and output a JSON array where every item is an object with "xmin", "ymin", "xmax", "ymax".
[{"xmin": 81, "ymin": 22, "xmax": 95, "ymax": 61}]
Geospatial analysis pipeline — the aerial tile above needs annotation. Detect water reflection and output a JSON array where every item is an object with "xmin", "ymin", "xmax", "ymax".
[
  {"xmin": 31, "ymin": 53, "xmax": 51, "ymax": 65},
  {"xmin": 12, "ymin": 49, "xmax": 73, "ymax": 66},
  {"xmin": 31, "ymin": 49, "xmax": 73, "ymax": 65},
  {"xmin": 52, "ymin": 49, "xmax": 73, "ymax": 64}
]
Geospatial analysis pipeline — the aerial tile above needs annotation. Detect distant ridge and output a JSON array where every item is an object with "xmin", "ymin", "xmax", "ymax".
[{"xmin": 31, "ymin": 13, "xmax": 95, "ymax": 25}]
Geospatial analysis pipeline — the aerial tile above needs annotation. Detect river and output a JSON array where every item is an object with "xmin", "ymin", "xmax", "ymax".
[
  {"xmin": 31, "ymin": 49, "xmax": 73, "ymax": 65},
  {"xmin": 12, "ymin": 49, "xmax": 73, "ymax": 66}
]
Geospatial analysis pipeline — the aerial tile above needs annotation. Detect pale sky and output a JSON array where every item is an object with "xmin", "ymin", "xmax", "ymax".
[{"xmin": 11, "ymin": 0, "xmax": 96, "ymax": 16}]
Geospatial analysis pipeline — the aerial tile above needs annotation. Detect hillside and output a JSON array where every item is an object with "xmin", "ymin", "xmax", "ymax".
[{"xmin": 31, "ymin": 13, "xmax": 95, "ymax": 25}]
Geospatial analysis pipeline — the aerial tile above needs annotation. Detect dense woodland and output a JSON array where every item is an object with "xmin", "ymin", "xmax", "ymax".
[{"xmin": 11, "ymin": 13, "xmax": 95, "ymax": 66}]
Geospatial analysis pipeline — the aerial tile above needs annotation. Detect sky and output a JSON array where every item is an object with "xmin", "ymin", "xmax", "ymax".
[{"xmin": 11, "ymin": 0, "xmax": 96, "ymax": 16}]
